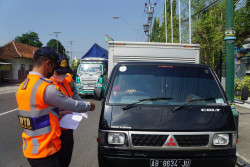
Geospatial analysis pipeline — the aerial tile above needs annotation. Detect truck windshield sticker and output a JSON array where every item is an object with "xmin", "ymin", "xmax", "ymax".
[{"xmin": 119, "ymin": 66, "xmax": 127, "ymax": 72}]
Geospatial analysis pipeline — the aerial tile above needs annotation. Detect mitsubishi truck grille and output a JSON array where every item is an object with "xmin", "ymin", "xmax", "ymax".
[
  {"xmin": 131, "ymin": 134, "xmax": 169, "ymax": 146},
  {"xmin": 174, "ymin": 135, "xmax": 209, "ymax": 147}
]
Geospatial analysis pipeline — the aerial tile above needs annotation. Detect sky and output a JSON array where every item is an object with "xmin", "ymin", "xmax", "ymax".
[{"xmin": 0, "ymin": 0, "xmax": 166, "ymax": 59}]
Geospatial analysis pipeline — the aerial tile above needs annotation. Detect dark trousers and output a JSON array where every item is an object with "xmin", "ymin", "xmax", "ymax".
[
  {"xmin": 27, "ymin": 152, "xmax": 60, "ymax": 167},
  {"xmin": 58, "ymin": 129, "xmax": 74, "ymax": 167}
]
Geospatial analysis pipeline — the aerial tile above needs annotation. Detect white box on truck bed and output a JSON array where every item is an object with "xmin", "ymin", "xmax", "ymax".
[{"xmin": 108, "ymin": 41, "xmax": 200, "ymax": 76}]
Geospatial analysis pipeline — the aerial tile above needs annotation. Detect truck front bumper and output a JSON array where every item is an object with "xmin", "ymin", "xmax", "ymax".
[{"xmin": 77, "ymin": 90, "xmax": 94, "ymax": 95}]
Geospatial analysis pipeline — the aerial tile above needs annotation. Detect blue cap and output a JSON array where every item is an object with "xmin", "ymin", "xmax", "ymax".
[
  {"xmin": 55, "ymin": 55, "xmax": 72, "ymax": 74},
  {"xmin": 34, "ymin": 47, "xmax": 59, "ymax": 65}
]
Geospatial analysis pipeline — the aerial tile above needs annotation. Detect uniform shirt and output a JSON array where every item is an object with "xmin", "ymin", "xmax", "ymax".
[{"xmin": 30, "ymin": 72, "xmax": 91, "ymax": 112}]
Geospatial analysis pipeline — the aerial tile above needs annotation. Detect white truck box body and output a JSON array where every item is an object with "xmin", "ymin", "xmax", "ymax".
[{"xmin": 108, "ymin": 41, "xmax": 200, "ymax": 76}]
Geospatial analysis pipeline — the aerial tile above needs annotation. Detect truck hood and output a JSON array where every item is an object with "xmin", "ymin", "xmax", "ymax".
[{"xmin": 105, "ymin": 105, "xmax": 235, "ymax": 131}]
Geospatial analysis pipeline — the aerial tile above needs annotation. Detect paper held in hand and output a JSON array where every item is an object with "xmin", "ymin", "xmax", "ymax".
[{"xmin": 59, "ymin": 112, "xmax": 88, "ymax": 129}]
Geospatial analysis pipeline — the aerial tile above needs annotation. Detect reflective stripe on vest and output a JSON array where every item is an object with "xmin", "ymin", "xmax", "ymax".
[
  {"xmin": 32, "ymin": 138, "xmax": 39, "ymax": 154},
  {"xmin": 23, "ymin": 138, "xmax": 28, "ymax": 151},
  {"xmin": 30, "ymin": 79, "xmax": 44, "ymax": 111},
  {"xmin": 63, "ymin": 73, "xmax": 74, "ymax": 97}
]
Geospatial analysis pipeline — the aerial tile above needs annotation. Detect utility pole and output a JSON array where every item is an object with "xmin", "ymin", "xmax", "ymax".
[
  {"xmin": 144, "ymin": 0, "xmax": 156, "ymax": 42},
  {"xmin": 189, "ymin": 0, "xmax": 191, "ymax": 44},
  {"xmin": 179, "ymin": 0, "xmax": 181, "ymax": 43},
  {"xmin": 68, "ymin": 41, "xmax": 75, "ymax": 65},
  {"xmin": 224, "ymin": 0, "xmax": 236, "ymax": 102},
  {"xmin": 170, "ymin": 0, "xmax": 173, "ymax": 43},
  {"xmin": 165, "ymin": 0, "xmax": 167, "ymax": 43},
  {"xmin": 49, "ymin": 32, "xmax": 61, "ymax": 53}
]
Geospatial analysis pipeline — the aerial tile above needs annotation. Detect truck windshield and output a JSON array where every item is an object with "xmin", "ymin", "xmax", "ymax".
[
  {"xmin": 77, "ymin": 64, "xmax": 102, "ymax": 75},
  {"xmin": 109, "ymin": 65, "xmax": 226, "ymax": 106}
]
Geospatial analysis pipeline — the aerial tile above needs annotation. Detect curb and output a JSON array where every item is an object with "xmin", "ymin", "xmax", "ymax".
[
  {"xmin": 237, "ymin": 154, "xmax": 250, "ymax": 167},
  {"xmin": 236, "ymin": 104, "xmax": 250, "ymax": 110}
]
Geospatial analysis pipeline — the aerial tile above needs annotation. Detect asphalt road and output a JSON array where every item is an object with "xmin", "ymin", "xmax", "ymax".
[
  {"xmin": 0, "ymin": 87, "xmax": 241, "ymax": 167},
  {"xmin": 0, "ymin": 90, "xmax": 100, "ymax": 167}
]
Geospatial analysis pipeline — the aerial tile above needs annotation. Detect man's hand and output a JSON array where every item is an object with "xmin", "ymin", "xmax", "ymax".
[
  {"xmin": 59, "ymin": 111, "xmax": 73, "ymax": 119},
  {"xmin": 89, "ymin": 102, "xmax": 95, "ymax": 111}
]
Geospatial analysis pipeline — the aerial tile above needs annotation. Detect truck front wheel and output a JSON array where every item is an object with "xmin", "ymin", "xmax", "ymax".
[{"xmin": 94, "ymin": 88, "xmax": 102, "ymax": 100}]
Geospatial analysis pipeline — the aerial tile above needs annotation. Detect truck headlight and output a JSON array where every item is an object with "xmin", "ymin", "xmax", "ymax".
[
  {"xmin": 213, "ymin": 134, "xmax": 229, "ymax": 145},
  {"xmin": 96, "ymin": 83, "xmax": 102, "ymax": 87},
  {"xmin": 107, "ymin": 133, "xmax": 125, "ymax": 145}
]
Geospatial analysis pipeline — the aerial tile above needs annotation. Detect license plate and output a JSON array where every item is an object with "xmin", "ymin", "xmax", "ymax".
[{"xmin": 150, "ymin": 159, "xmax": 191, "ymax": 167}]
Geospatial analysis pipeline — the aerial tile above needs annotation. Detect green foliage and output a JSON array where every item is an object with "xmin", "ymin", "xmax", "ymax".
[
  {"xmin": 234, "ymin": 0, "xmax": 250, "ymax": 47},
  {"xmin": 14, "ymin": 31, "xmax": 43, "ymax": 47},
  {"xmin": 192, "ymin": 1, "xmax": 226, "ymax": 70},
  {"xmin": 166, "ymin": 0, "xmax": 179, "ymax": 43},
  {"xmin": 46, "ymin": 39, "xmax": 66, "ymax": 55},
  {"xmin": 152, "ymin": 0, "xmax": 179, "ymax": 43},
  {"xmin": 151, "ymin": 0, "xmax": 249, "ymax": 71},
  {"xmin": 151, "ymin": 18, "xmax": 160, "ymax": 42},
  {"xmin": 235, "ymin": 75, "xmax": 250, "ymax": 98}
]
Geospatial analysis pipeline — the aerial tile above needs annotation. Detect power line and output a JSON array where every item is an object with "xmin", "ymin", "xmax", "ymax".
[
  {"xmin": 182, "ymin": 0, "xmax": 222, "ymax": 23},
  {"xmin": 154, "ymin": 1, "xmax": 164, "ymax": 19},
  {"xmin": 140, "ymin": 13, "xmax": 148, "ymax": 42},
  {"xmin": 137, "ymin": 9, "xmax": 146, "ymax": 41}
]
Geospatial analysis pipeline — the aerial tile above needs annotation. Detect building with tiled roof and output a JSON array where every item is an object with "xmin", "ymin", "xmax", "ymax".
[{"xmin": 0, "ymin": 41, "xmax": 39, "ymax": 83}]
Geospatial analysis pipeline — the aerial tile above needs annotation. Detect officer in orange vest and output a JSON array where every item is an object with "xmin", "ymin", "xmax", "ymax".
[
  {"xmin": 16, "ymin": 47, "xmax": 95, "ymax": 167},
  {"xmin": 50, "ymin": 55, "xmax": 81, "ymax": 167}
]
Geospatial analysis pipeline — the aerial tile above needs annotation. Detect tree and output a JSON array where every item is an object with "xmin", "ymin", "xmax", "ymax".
[
  {"xmin": 192, "ymin": 0, "xmax": 226, "ymax": 70},
  {"xmin": 151, "ymin": 17, "xmax": 160, "ymax": 42},
  {"xmin": 14, "ymin": 31, "xmax": 43, "ymax": 47},
  {"xmin": 152, "ymin": 0, "xmax": 249, "ymax": 70},
  {"xmin": 46, "ymin": 39, "xmax": 66, "ymax": 55},
  {"xmin": 166, "ymin": 0, "xmax": 179, "ymax": 43},
  {"xmin": 234, "ymin": 0, "xmax": 250, "ymax": 47},
  {"xmin": 152, "ymin": 0, "xmax": 179, "ymax": 43}
]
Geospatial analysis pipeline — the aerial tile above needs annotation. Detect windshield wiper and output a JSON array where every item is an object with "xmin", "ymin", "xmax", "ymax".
[
  {"xmin": 123, "ymin": 97, "xmax": 173, "ymax": 111},
  {"xmin": 173, "ymin": 97, "xmax": 217, "ymax": 112}
]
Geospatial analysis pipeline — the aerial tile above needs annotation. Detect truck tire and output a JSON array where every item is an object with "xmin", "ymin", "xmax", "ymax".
[{"xmin": 94, "ymin": 88, "xmax": 102, "ymax": 100}]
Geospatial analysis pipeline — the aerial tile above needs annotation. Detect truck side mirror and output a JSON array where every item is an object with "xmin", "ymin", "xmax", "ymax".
[{"xmin": 241, "ymin": 86, "xmax": 249, "ymax": 101}]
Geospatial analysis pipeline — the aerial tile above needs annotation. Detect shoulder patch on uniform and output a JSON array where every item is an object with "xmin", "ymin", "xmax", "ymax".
[
  {"xmin": 40, "ymin": 77, "xmax": 53, "ymax": 83},
  {"xmin": 22, "ymin": 78, "xmax": 29, "ymax": 90},
  {"xmin": 55, "ymin": 85, "xmax": 60, "ymax": 91},
  {"xmin": 55, "ymin": 85, "xmax": 63, "ymax": 94}
]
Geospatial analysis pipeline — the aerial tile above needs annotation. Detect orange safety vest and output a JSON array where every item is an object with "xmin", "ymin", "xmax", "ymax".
[
  {"xmin": 50, "ymin": 73, "xmax": 74, "ymax": 98},
  {"xmin": 63, "ymin": 73, "xmax": 74, "ymax": 97},
  {"xmin": 50, "ymin": 73, "xmax": 75, "ymax": 130},
  {"xmin": 16, "ymin": 74, "xmax": 61, "ymax": 159}
]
